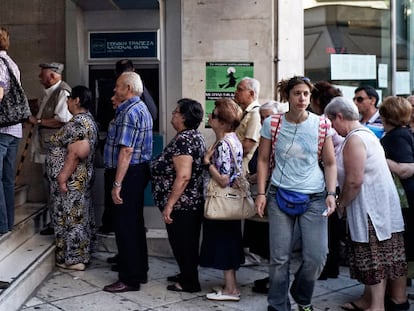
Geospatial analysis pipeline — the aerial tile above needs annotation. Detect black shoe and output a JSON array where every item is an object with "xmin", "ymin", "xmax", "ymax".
[
  {"xmin": 318, "ymin": 273, "xmax": 328, "ymax": 280},
  {"xmin": 167, "ymin": 274, "xmax": 181, "ymax": 282},
  {"xmin": 252, "ymin": 284, "xmax": 269, "ymax": 294},
  {"xmin": 106, "ymin": 254, "xmax": 119, "ymax": 264},
  {"xmin": 385, "ymin": 297, "xmax": 409, "ymax": 311},
  {"xmin": 318, "ymin": 270, "xmax": 339, "ymax": 281},
  {"xmin": 254, "ymin": 277, "xmax": 269, "ymax": 287},
  {"xmin": 0, "ymin": 281, "xmax": 10, "ymax": 289},
  {"xmin": 40, "ymin": 227, "xmax": 54, "ymax": 235},
  {"xmin": 111, "ymin": 264, "xmax": 119, "ymax": 272}
]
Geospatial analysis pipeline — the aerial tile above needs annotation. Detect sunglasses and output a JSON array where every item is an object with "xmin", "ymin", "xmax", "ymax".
[
  {"xmin": 292, "ymin": 76, "xmax": 311, "ymax": 83},
  {"xmin": 353, "ymin": 96, "xmax": 369, "ymax": 103},
  {"xmin": 211, "ymin": 112, "xmax": 219, "ymax": 119}
]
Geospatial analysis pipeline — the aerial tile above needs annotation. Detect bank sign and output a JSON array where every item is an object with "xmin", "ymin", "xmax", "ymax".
[{"xmin": 89, "ymin": 31, "xmax": 159, "ymax": 60}]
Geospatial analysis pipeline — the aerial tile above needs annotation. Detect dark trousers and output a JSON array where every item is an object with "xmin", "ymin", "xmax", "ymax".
[
  {"xmin": 402, "ymin": 208, "xmax": 414, "ymax": 261},
  {"xmin": 166, "ymin": 208, "xmax": 203, "ymax": 290},
  {"xmin": 243, "ymin": 219, "xmax": 270, "ymax": 259},
  {"xmin": 112, "ymin": 163, "xmax": 150, "ymax": 287},
  {"xmin": 101, "ymin": 169, "xmax": 116, "ymax": 232},
  {"xmin": 321, "ymin": 210, "xmax": 343, "ymax": 276}
]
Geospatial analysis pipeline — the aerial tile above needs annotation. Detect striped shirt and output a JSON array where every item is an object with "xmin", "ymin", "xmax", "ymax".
[
  {"xmin": 104, "ymin": 96, "xmax": 153, "ymax": 168},
  {"xmin": 0, "ymin": 51, "xmax": 22, "ymax": 138}
]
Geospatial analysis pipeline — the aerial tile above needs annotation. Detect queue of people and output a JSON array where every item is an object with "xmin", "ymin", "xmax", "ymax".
[{"xmin": 1, "ymin": 26, "xmax": 413, "ymax": 309}]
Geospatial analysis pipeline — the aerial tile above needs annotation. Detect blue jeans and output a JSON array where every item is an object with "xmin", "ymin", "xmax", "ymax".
[
  {"xmin": 267, "ymin": 185, "xmax": 328, "ymax": 311},
  {"xmin": 0, "ymin": 133, "xmax": 19, "ymax": 233}
]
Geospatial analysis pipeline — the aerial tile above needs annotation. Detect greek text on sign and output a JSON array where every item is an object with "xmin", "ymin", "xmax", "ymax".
[{"xmin": 89, "ymin": 31, "xmax": 159, "ymax": 59}]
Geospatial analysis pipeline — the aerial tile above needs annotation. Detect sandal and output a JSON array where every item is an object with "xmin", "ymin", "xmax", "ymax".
[{"xmin": 206, "ymin": 291, "xmax": 240, "ymax": 301}]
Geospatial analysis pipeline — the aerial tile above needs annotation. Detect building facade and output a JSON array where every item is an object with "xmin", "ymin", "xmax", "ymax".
[{"xmin": 1, "ymin": 0, "xmax": 412, "ymax": 218}]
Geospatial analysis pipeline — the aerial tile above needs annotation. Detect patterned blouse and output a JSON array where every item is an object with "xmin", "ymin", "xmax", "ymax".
[
  {"xmin": 151, "ymin": 129, "xmax": 206, "ymax": 211},
  {"xmin": 211, "ymin": 132, "xmax": 243, "ymax": 187}
]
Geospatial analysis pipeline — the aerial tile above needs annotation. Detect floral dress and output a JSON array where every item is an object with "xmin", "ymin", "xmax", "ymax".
[{"xmin": 46, "ymin": 112, "xmax": 98, "ymax": 265}]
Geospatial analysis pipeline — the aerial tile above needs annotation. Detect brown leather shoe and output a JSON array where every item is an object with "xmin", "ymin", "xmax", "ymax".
[{"xmin": 103, "ymin": 281, "xmax": 140, "ymax": 293}]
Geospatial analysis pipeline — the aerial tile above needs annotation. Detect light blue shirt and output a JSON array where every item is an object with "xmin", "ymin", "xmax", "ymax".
[{"xmin": 261, "ymin": 112, "xmax": 330, "ymax": 194}]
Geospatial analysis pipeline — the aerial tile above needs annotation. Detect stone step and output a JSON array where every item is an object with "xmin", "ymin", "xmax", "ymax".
[
  {"xmin": 0, "ymin": 234, "xmax": 55, "ymax": 311},
  {"xmin": 96, "ymin": 228, "xmax": 173, "ymax": 258},
  {"xmin": 14, "ymin": 184, "xmax": 29, "ymax": 208},
  {"xmin": 0, "ymin": 202, "xmax": 55, "ymax": 311},
  {"xmin": 0, "ymin": 203, "xmax": 49, "ymax": 262}
]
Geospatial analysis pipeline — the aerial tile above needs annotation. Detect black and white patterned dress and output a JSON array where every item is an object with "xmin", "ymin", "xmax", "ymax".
[{"xmin": 46, "ymin": 112, "xmax": 98, "ymax": 265}]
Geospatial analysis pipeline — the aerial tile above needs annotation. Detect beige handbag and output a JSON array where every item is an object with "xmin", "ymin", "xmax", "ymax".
[{"xmin": 204, "ymin": 138, "xmax": 256, "ymax": 220}]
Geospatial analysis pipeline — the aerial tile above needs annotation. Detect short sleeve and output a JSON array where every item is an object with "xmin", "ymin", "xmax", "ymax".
[{"xmin": 260, "ymin": 116, "xmax": 272, "ymax": 140}]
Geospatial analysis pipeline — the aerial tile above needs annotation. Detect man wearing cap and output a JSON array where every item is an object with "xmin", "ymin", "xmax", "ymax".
[{"xmin": 28, "ymin": 62, "xmax": 72, "ymax": 235}]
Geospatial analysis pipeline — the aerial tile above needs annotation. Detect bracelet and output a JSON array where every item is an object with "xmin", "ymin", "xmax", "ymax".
[
  {"xmin": 326, "ymin": 191, "xmax": 336, "ymax": 197},
  {"xmin": 37, "ymin": 119, "xmax": 42, "ymax": 124},
  {"xmin": 113, "ymin": 181, "xmax": 122, "ymax": 188},
  {"xmin": 257, "ymin": 193, "xmax": 266, "ymax": 196}
]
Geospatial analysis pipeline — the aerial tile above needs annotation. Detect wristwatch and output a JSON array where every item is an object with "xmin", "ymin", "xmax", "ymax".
[
  {"xmin": 326, "ymin": 191, "xmax": 336, "ymax": 197},
  {"xmin": 113, "ymin": 181, "xmax": 122, "ymax": 188}
]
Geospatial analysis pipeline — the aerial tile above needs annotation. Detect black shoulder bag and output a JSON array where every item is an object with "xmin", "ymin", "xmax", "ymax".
[{"xmin": 0, "ymin": 57, "xmax": 31, "ymax": 127}]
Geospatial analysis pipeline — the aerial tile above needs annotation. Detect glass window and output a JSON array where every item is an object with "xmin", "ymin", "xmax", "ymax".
[{"xmin": 303, "ymin": 1, "xmax": 414, "ymax": 98}]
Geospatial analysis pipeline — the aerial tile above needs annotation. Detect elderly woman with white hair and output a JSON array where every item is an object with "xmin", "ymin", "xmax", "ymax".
[{"xmin": 324, "ymin": 97, "xmax": 407, "ymax": 311}]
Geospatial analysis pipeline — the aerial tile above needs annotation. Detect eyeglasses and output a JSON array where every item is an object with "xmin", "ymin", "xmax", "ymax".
[
  {"xmin": 353, "ymin": 96, "xmax": 369, "ymax": 103},
  {"xmin": 236, "ymin": 86, "xmax": 249, "ymax": 92},
  {"xmin": 211, "ymin": 112, "xmax": 219, "ymax": 119}
]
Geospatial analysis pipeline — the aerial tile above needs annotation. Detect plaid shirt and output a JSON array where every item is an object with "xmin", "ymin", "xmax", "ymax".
[
  {"xmin": 104, "ymin": 96, "xmax": 153, "ymax": 168},
  {"xmin": 0, "ymin": 51, "xmax": 22, "ymax": 138}
]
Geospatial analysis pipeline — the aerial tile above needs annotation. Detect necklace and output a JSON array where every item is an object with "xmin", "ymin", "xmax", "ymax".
[{"xmin": 285, "ymin": 111, "xmax": 309, "ymax": 124}]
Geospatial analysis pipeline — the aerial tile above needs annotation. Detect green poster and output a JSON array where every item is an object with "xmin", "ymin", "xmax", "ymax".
[{"xmin": 205, "ymin": 62, "xmax": 254, "ymax": 126}]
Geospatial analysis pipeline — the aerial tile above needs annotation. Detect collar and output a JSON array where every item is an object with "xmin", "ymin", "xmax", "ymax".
[
  {"xmin": 116, "ymin": 95, "xmax": 141, "ymax": 115},
  {"xmin": 244, "ymin": 100, "xmax": 260, "ymax": 112},
  {"xmin": 44, "ymin": 80, "xmax": 62, "ymax": 96},
  {"xmin": 366, "ymin": 109, "xmax": 381, "ymax": 125}
]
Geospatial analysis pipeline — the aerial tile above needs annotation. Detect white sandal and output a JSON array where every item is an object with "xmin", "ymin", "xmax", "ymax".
[{"xmin": 206, "ymin": 291, "xmax": 240, "ymax": 301}]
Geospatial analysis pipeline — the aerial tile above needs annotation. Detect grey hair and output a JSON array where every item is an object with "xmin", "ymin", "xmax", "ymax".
[
  {"xmin": 324, "ymin": 96, "xmax": 359, "ymax": 121},
  {"xmin": 120, "ymin": 71, "xmax": 143, "ymax": 95},
  {"xmin": 241, "ymin": 77, "xmax": 260, "ymax": 100},
  {"xmin": 260, "ymin": 100, "xmax": 278, "ymax": 114}
]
